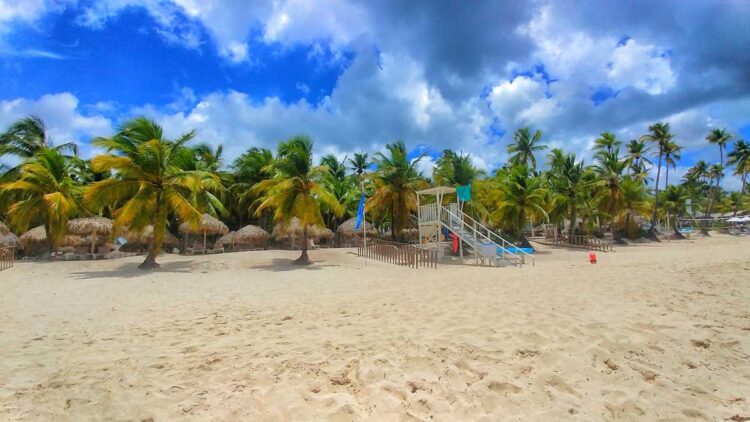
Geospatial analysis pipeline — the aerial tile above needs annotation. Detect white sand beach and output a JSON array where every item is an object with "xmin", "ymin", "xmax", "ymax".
[{"xmin": 1, "ymin": 236, "xmax": 749, "ymax": 420}]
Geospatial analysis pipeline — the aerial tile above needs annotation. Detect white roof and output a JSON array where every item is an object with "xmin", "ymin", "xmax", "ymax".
[{"xmin": 416, "ymin": 186, "xmax": 456, "ymax": 196}]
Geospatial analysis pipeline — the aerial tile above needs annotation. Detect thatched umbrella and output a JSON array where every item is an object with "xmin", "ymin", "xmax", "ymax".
[
  {"xmin": 19, "ymin": 226, "xmax": 91, "ymax": 256},
  {"xmin": 179, "ymin": 213, "xmax": 229, "ymax": 251},
  {"xmin": 224, "ymin": 224, "xmax": 270, "ymax": 251},
  {"xmin": 336, "ymin": 217, "xmax": 377, "ymax": 247},
  {"xmin": 67, "ymin": 217, "xmax": 114, "ymax": 254},
  {"xmin": 272, "ymin": 217, "xmax": 326, "ymax": 239},
  {"xmin": 119, "ymin": 225, "xmax": 179, "ymax": 254},
  {"xmin": 0, "ymin": 222, "xmax": 18, "ymax": 248},
  {"xmin": 123, "ymin": 225, "xmax": 179, "ymax": 246}
]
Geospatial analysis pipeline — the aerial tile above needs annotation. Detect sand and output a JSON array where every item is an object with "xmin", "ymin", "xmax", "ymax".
[{"xmin": 0, "ymin": 235, "xmax": 749, "ymax": 421}]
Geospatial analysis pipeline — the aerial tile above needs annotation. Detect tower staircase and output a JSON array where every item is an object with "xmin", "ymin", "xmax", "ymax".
[{"xmin": 418, "ymin": 203, "xmax": 534, "ymax": 267}]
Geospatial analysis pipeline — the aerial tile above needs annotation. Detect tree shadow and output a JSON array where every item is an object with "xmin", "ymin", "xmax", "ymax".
[
  {"xmin": 248, "ymin": 258, "xmax": 340, "ymax": 272},
  {"xmin": 71, "ymin": 260, "xmax": 196, "ymax": 279}
]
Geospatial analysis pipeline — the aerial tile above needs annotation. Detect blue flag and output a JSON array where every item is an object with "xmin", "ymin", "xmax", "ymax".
[{"xmin": 355, "ymin": 192, "xmax": 366, "ymax": 230}]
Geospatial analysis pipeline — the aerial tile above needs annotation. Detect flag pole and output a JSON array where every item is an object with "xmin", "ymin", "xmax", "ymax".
[{"xmin": 361, "ymin": 179, "xmax": 367, "ymax": 267}]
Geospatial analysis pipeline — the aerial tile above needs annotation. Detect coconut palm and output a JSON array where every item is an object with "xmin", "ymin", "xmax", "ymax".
[
  {"xmin": 85, "ymin": 117, "xmax": 210, "ymax": 269},
  {"xmin": 0, "ymin": 116, "xmax": 79, "ymax": 179},
  {"xmin": 368, "ymin": 141, "xmax": 427, "ymax": 240},
  {"xmin": 348, "ymin": 152, "xmax": 370, "ymax": 178},
  {"xmin": 319, "ymin": 153, "xmax": 357, "ymax": 226},
  {"xmin": 433, "ymin": 150, "xmax": 485, "ymax": 186},
  {"xmin": 192, "ymin": 143, "xmax": 225, "ymax": 173},
  {"xmin": 230, "ymin": 147, "xmax": 274, "ymax": 229},
  {"xmin": 508, "ymin": 127, "xmax": 546, "ymax": 169},
  {"xmin": 706, "ymin": 128, "xmax": 732, "ymax": 167},
  {"xmin": 640, "ymin": 122, "xmax": 674, "ymax": 237},
  {"xmin": 252, "ymin": 135, "xmax": 343, "ymax": 265},
  {"xmin": 594, "ymin": 149, "xmax": 628, "ymax": 231},
  {"xmin": 705, "ymin": 163, "xmax": 724, "ymax": 219},
  {"xmin": 593, "ymin": 132, "xmax": 621, "ymax": 156},
  {"xmin": 549, "ymin": 153, "xmax": 587, "ymax": 241},
  {"xmin": 488, "ymin": 164, "xmax": 547, "ymax": 244},
  {"xmin": 662, "ymin": 140, "xmax": 682, "ymax": 189},
  {"xmin": 624, "ymin": 139, "xmax": 652, "ymax": 182},
  {"xmin": 727, "ymin": 139, "xmax": 750, "ymax": 214},
  {"xmin": 1, "ymin": 148, "xmax": 80, "ymax": 254},
  {"xmin": 615, "ymin": 177, "xmax": 651, "ymax": 239}
]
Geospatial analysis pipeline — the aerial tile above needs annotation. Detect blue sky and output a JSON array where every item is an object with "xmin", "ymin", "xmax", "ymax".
[{"xmin": 1, "ymin": 1, "xmax": 749, "ymax": 188}]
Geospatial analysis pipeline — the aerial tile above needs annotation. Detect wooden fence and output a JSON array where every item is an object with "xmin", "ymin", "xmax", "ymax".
[
  {"xmin": 539, "ymin": 225, "xmax": 613, "ymax": 251},
  {"xmin": 0, "ymin": 246, "xmax": 14, "ymax": 271},
  {"xmin": 357, "ymin": 238, "xmax": 438, "ymax": 269}
]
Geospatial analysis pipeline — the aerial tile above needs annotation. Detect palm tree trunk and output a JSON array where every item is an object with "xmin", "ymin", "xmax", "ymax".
[
  {"xmin": 44, "ymin": 223, "xmax": 56, "ymax": 258},
  {"xmin": 567, "ymin": 205, "xmax": 577, "ymax": 244},
  {"xmin": 140, "ymin": 201, "xmax": 167, "ymax": 269},
  {"xmin": 295, "ymin": 225, "xmax": 310, "ymax": 265},
  {"xmin": 735, "ymin": 172, "xmax": 748, "ymax": 216},
  {"xmin": 648, "ymin": 151, "xmax": 663, "ymax": 238}
]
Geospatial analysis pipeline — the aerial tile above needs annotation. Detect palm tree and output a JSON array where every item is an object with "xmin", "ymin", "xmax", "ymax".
[
  {"xmin": 705, "ymin": 163, "xmax": 724, "ymax": 220},
  {"xmin": 368, "ymin": 141, "xmax": 427, "ymax": 240},
  {"xmin": 348, "ymin": 152, "xmax": 370, "ymax": 178},
  {"xmin": 549, "ymin": 153, "xmax": 587, "ymax": 241},
  {"xmin": 508, "ymin": 127, "xmax": 546, "ymax": 169},
  {"xmin": 728, "ymin": 139, "xmax": 750, "ymax": 214},
  {"xmin": 662, "ymin": 140, "xmax": 682, "ymax": 189},
  {"xmin": 1, "ymin": 148, "xmax": 80, "ymax": 254},
  {"xmin": 488, "ymin": 164, "xmax": 547, "ymax": 244},
  {"xmin": 0, "ymin": 116, "xmax": 78, "ymax": 178},
  {"xmin": 434, "ymin": 149, "xmax": 485, "ymax": 186},
  {"xmin": 623, "ymin": 139, "xmax": 652, "ymax": 182},
  {"xmin": 231, "ymin": 147, "xmax": 274, "ymax": 228},
  {"xmin": 640, "ymin": 122, "xmax": 674, "ymax": 237},
  {"xmin": 192, "ymin": 143, "xmax": 225, "ymax": 173},
  {"xmin": 661, "ymin": 184, "xmax": 688, "ymax": 236},
  {"xmin": 319, "ymin": 153, "xmax": 355, "ymax": 227},
  {"xmin": 594, "ymin": 149, "xmax": 627, "ymax": 233},
  {"xmin": 85, "ymin": 117, "xmax": 210, "ymax": 269},
  {"xmin": 614, "ymin": 177, "xmax": 651, "ymax": 239},
  {"xmin": 252, "ymin": 135, "xmax": 343, "ymax": 265},
  {"xmin": 593, "ymin": 132, "xmax": 621, "ymax": 156},
  {"xmin": 706, "ymin": 128, "xmax": 732, "ymax": 167}
]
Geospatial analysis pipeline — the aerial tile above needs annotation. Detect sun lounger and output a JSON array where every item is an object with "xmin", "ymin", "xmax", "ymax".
[{"xmin": 210, "ymin": 240, "xmax": 225, "ymax": 254}]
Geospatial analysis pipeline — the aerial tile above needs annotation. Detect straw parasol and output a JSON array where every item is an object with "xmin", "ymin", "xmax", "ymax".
[
  {"xmin": 336, "ymin": 217, "xmax": 377, "ymax": 246},
  {"xmin": 123, "ymin": 225, "xmax": 179, "ymax": 246},
  {"xmin": 320, "ymin": 228, "xmax": 334, "ymax": 240},
  {"xmin": 18, "ymin": 226, "xmax": 91, "ymax": 256},
  {"xmin": 272, "ymin": 217, "xmax": 326, "ymax": 239},
  {"xmin": 179, "ymin": 213, "xmax": 229, "ymax": 251},
  {"xmin": 221, "ymin": 225, "xmax": 270, "ymax": 250},
  {"xmin": 67, "ymin": 217, "xmax": 114, "ymax": 254},
  {"xmin": 0, "ymin": 222, "xmax": 18, "ymax": 248}
]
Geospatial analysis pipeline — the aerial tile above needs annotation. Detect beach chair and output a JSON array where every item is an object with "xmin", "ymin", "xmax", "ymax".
[
  {"xmin": 477, "ymin": 243, "xmax": 500, "ymax": 266},
  {"xmin": 189, "ymin": 242, "xmax": 205, "ymax": 255},
  {"xmin": 210, "ymin": 240, "xmax": 225, "ymax": 254}
]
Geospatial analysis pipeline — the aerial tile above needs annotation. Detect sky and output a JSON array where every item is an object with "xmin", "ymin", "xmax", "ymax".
[{"xmin": 1, "ymin": 0, "xmax": 749, "ymax": 188}]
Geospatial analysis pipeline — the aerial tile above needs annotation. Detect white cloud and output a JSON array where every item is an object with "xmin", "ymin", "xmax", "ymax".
[
  {"xmin": 0, "ymin": 93, "xmax": 112, "ymax": 147},
  {"xmin": 608, "ymin": 39, "xmax": 675, "ymax": 95}
]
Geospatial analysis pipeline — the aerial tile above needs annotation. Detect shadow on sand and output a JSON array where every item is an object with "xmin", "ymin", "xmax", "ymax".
[
  {"xmin": 71, "ymin": 260, "xmax": 196, "ymax": 279},
  {"xmin": 248, "ymin": 258, "xmax": 341, "ymax": 272}
]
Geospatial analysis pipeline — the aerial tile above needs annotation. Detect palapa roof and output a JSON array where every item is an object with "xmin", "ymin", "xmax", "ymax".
[
  {"xmin": 232, "ymin": 225, "xmax": 270, "ymax": 243},
  {"xmin": 18, "ymin": 226, "xmax": 95, "ymax": 249},
  {"xmin": 0, "ymin": 222, "xmax": 17, "ymax": 246},
  {"xmin": 337, "ymin": 217, "xmax": 377, "ymax": 237},
  {"xmin": 179, "ymin": 213, "xmax": 229, "ymax": 235},
  {"xmin": 123, "ymin": 225, "xmax": 179, "ymax": 246},
  {"xmin": 67, "ymin": 217, "xmax": 114, "ymax": 235},
  {"xmin": 272, "ymin": 217, "xmax": 327, "ymax": 239}
]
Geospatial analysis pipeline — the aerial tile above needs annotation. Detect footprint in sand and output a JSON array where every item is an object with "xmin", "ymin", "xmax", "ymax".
[{"xmin": 487, "ymin": 381, "xmax": 521, "ymax": 395}]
